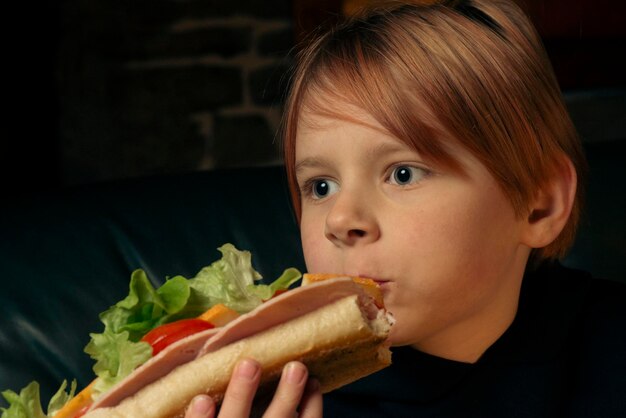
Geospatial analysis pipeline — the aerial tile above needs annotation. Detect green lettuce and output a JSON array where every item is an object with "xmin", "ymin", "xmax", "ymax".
[
  {"xmin": 97, "ymin": 271, "xmax": 191, "ymax": 342},
  {"xmin": 84, "ymin": 331, "xmax": 152, "ymax": 397},
  {"xmin": 245, "ymin": 267, "xmax": 303, "ymax": 302},
  {"xmin": 1, "ymin": 380, "xmax": 76, "ymax": 418},
  {"xmin": 188, "ymin": 244, "xmax": 293, "ymax": 313},
  {"xmin": 46, "ymin": 380, "xmax": 77, "ymax": 417}
]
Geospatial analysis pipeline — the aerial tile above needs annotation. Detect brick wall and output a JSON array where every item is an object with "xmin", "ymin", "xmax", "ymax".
[{"xmin": 58, "ymin": 0, "xmax": 295, "ymax": 186}]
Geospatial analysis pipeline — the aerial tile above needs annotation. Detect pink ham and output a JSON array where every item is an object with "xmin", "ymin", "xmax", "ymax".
[
  {"xmin": 197, "ymin": 277, "xmax": 375, "ymax": 356},
  {"xmin": 90, "ymin": 277, "xmax": 372, "ymax": 410}
]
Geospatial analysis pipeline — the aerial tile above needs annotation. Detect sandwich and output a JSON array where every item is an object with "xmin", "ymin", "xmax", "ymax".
[{"xmin": 1, "ymin": 244, "xmax": 392, "ymax": 418}]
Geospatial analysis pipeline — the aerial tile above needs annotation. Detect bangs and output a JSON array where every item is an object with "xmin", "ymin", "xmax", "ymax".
[{"xmin": 290, "ymin": 15, "xmax": 465, "ymax": 175}]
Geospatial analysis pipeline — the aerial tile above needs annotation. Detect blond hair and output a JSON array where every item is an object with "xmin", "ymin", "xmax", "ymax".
[{"xmin": 282, "ymin": 0, "xmax": 587, "ymax": 261}]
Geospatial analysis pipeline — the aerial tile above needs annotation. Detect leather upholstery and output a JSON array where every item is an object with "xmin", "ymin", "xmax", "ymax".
[{"xmin": 1, "ymin": 150, "xmax": 623, "ymax": 403}]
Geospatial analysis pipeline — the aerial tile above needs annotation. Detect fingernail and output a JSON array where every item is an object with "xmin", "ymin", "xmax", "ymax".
[
  {"xmin": 284, "ymin": 361, "xmax": 307, "ymax": 384},
  {"xmin": 236, "ymin": 359, "xmax": 260, "ymax": 381},
  {"xmin": 191, "ymin": 395, "xmax": 213, "ymax": 414}
]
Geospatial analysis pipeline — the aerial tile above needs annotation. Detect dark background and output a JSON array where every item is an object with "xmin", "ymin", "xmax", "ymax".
[
  {"xmin": 3, "ymin": 0, "xmax": 625, "ymax": 197},
  {"xmin": 5, "ymin": 0, "xmax": 298, "ymax": 197}
]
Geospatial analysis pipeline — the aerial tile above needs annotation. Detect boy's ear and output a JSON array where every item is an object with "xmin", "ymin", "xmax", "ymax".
[{"xmin": 521, "ymin": 156, "xmax": 577, "ymax": 249}]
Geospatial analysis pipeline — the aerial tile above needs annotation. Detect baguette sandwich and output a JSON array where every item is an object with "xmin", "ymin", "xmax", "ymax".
[
  {"xmin": 84, "ymin": 276, "xmax": 392, "ymax": 418},
  {"xmin": 1, "ymin": 245, "xmax": 392, "ymax": 418}
]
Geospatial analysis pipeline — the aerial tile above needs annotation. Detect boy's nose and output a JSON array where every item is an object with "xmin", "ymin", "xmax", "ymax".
[{"xmin": 324, "ymin": 192, "xmax": 380, "ymax": 246}]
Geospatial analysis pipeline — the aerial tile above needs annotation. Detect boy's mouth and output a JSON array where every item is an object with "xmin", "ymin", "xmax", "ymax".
[
  {"xmin": 352, "ymin": 274, "xmax": 390, "ymax": 285},
  {"xmin": 342, "ymin": 271, "xmax": 391, "ymax": 287}
]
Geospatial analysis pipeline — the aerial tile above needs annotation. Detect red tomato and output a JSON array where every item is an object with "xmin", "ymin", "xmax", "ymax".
[{"xmin": 141, "ymin": 319, "xmax": 214, "ymax": 356}]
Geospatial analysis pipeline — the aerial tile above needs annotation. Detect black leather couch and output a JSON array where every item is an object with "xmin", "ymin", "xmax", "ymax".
[{"xmin": 1, "ymin": 144, "xmax": 624, "ymax": 406}]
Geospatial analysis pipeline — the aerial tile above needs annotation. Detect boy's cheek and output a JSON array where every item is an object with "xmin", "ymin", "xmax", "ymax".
[
  {"xmin": 302, "ymin": 248, "xmax": 334, "ymax": 273},
  {"xmin": 300, "ymin": 227, "xmax": 328, "ymax": 271}
]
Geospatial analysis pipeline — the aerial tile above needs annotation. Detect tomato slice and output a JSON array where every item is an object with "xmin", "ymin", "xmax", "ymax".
[{"xmin": 141, "ymin": 319, "xmax": 214, "ymax": 356}]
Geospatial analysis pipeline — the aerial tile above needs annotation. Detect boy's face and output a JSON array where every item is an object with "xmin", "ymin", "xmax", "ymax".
[{"xmin": 294, "ymin": 104, "xmax": 532, "ymax": 361}]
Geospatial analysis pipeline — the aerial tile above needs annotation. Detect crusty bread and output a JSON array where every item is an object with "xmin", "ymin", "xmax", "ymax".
[{"xmin": 84, "ymin": 295, "xmax": 392, "ymax": 418}]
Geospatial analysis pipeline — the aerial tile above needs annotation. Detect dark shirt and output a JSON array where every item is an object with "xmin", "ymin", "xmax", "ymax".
[{"xmin": 324, "ymin": 262, "xmax": 626, "ymax": 417}]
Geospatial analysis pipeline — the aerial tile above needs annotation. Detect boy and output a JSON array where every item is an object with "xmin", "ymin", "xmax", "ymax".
[{"xmin": 186, "ymin": 1, "xmax": 625, "ymax": 416}]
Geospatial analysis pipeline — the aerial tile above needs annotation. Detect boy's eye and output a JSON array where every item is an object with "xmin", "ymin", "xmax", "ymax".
[
  {"xmin": 310, "ymin": 179, "xmax": 339, "ymax": 199},
  {"xmin": 389, "ymin": 165, "xmax": 428, "ymax": 185}
]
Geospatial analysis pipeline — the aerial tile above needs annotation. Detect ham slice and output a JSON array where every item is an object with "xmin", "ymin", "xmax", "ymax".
[
  {"xmin": 197, "ymin": 277, "xmax": 374, "ymax": 356},
  {"xmin": 90, "ymin": 277, "xmax": 371, "ymax": 410}
]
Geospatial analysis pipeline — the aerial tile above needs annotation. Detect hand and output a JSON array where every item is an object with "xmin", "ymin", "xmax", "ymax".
[{"xmin": 184, "ymin": 359, "xmax": 323, "ymax": 418}]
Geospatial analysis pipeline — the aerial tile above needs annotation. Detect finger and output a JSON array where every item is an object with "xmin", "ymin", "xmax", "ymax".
[
  {"xmin": 218, "ymin": 358, "xmax": 262, "ymax": 418},
  {"xmin": 262, "ymin": 361, "xmax": 308, "ymax": 417},
  {"xmin": 298, "ymin": 379, "xmax": 323, "ymax": 418},
  {"xmin": 185, "ymin": 395, "xmax": 216, "ymax": 418}
]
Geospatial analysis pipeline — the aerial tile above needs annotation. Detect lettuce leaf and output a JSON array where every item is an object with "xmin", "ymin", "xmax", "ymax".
[
  {"xmin": 189, "ymin": 243, "xmax": 262, "ymax": 313},
  {"xmin": 46, "ymin": 380, "xmax": 77, "ymax": 417},
  {"xmin": 1, "ymin": 381, "xmax": 46, "ymax": 418},
  {"xmin": 84, "ymin": 331, "xmax": 152, "ymax": 398},
  {"xmin": 1, "ymin": 380, "xmax": 76, "ymax": 418},
  {"xmin": 188, "ymin": 245, "xmax": 301, "ymax": 313},
  {"xmin": 246, "ymin": 267, "xmax": 302, "ymax": 301},
  {"xmin": 98, "ymin": 271, "xmax": 191, "ymax": 341}
]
